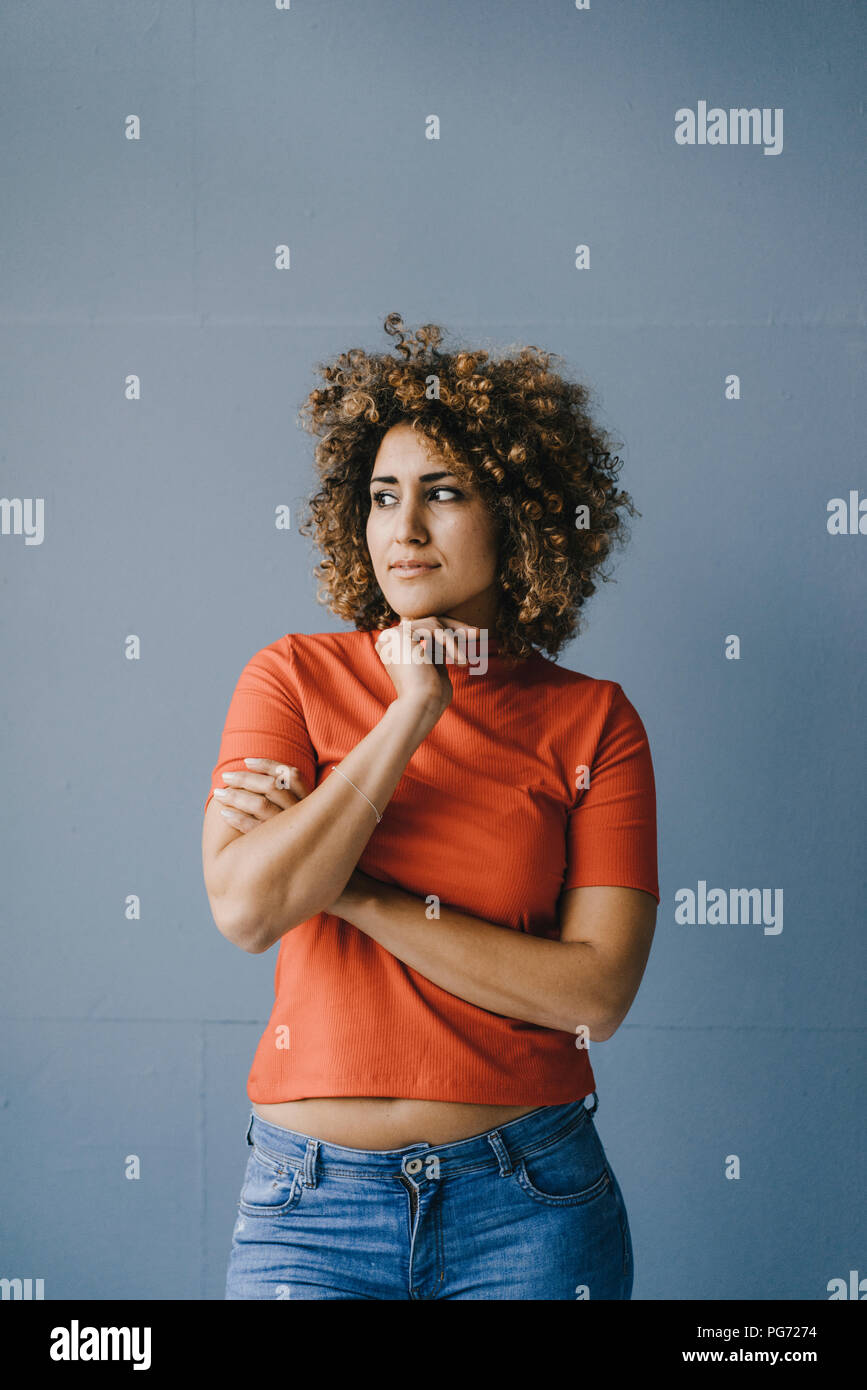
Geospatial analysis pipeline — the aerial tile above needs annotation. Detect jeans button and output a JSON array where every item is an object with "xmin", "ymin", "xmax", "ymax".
[{"xmin": 404, "ymin": 1157, "xmax": 423, "ymax": 1176}]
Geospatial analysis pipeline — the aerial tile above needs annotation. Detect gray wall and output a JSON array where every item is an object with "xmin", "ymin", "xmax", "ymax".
[{"xmin": 1, "ymin": 0, "xmax": 864, "ymax": 1300}]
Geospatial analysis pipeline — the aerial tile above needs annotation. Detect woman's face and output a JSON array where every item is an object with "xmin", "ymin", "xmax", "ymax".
[{"xmin": 365, "ymin": 423, "xmax": 501, "ymax": 630}]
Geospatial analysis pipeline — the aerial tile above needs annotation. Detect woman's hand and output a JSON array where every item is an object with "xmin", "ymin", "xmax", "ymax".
[
  {"xmin": 375, "ymin": 616, "xmax": 479, "ymax": 722},
  {"xmin": 212, "ymin": 755, "xmax": 378, "ymax": 916},
  {"xmin": 213, "ymin": 757, "xmax": 310, "ymax": 832}
]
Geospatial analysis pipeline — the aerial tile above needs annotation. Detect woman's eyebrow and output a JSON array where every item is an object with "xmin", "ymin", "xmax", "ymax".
[{"xmin": 369, "ymin": 471, "xmax": 456, "ymax": 486}]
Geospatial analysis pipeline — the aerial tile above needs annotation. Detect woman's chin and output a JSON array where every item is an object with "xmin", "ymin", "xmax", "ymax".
[{"xmin": 388, "ymin": 595, "xmax": 445, "ymax": 622}]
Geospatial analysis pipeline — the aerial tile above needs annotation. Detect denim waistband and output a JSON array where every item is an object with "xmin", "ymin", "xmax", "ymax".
[{"xmin": 245, "ymin": 1092, "xmax": 599, "ymax": 1185}]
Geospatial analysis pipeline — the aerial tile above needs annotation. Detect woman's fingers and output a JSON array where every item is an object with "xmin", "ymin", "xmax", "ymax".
[
  {"xmin": 218, "ymin": 770, "xmax": 291, "ymax": 808},
  {"xmin": 212, "ymin": 760, "xmax": 311, "ymax": 831},
  {"xmin": 217, "ymin": 804, "xmax": 274, "ymax": 832},
  {"xmin": 208, "ymin": 759, "xmax": 314, "ymax": 835},
  {"xmin": 438, "ymin": 627, "xmax": 466, "ymax": 665},
  {"xmin": 241, "ymin": 759, "xmax": 312, "ymax": 796},
  {"xmin": 222, "ymin": 768, "xmax": 288, "ymax": 793},
  {"xmin": 216, "ymin": 786, "xmax": 285, "ymax": 819}
]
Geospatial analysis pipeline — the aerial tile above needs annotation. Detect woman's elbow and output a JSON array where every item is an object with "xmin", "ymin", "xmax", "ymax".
[
  {"xmin": 210, "ymin": 888, "xmax": 318, "ymax": 952},
  {"xmin": 210, "ymin": 898, "xmax": 267, "ymax": 953},
  {"xmin": 593, "ymin": 991, "xmax": 638, "ymax": 1041},
  {"xmin": 205, "ymin": 872, "xmax": 274, "ymax": 951}
]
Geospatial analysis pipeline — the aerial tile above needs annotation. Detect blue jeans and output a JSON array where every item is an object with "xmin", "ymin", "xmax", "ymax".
[{"xmin": 225, "ymin": 1093, "xmax": 634, "ymax": 1300}]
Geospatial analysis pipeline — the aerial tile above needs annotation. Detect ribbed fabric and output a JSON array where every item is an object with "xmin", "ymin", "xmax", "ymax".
[{"xmin": 205, "ymin": 628, "xmax": 660, "ymax": 1106}]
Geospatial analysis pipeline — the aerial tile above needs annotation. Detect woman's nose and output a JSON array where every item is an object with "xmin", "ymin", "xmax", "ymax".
[{"xmin": 394, "ymin": 497, "xmax": 428, "ymax": 544}]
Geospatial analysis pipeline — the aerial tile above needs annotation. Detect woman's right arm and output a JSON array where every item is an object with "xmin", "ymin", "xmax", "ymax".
[{"xmin": 203, "ymin": 690, "xmax": 441, "ymax": 953}]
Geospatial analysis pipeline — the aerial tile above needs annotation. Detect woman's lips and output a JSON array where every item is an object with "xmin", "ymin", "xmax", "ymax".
[{"xmin": 389, "ymin": 562, "xmax": 440, "ymax": 578}]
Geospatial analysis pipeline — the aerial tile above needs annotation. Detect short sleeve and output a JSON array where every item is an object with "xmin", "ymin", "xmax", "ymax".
[
  {"xmin": 203, "ymin": 638, "xmax": 317, "ymax": 815},
  {"xmin": 563, "ymin": 683, "xmax": 660, "ymax": 904}
]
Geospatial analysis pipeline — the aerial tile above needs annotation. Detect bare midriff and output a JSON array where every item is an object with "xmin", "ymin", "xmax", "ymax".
[{"xmin": 252, "ymin": 1097, "xmax": 542, "ymax": 1150}]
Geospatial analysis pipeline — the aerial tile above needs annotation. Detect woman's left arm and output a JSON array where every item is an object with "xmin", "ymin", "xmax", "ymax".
[
  {"xmin": 332, "ymin": 871, "xmax": 657, "ymax": 1040},
  {"xmin": 215, "ymin": 757, "xmax": 657, "ymax": 1039}
]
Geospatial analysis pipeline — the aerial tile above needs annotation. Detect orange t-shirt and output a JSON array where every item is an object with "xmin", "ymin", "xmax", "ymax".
[{"xmin": 205, "ymin": 628, "xmax": 660, "ymax": 1105}]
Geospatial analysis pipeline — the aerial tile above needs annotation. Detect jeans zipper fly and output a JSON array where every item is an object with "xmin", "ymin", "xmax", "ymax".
[{"xmin": 400, "ymin": 1174, "xmax": 419, "ymax": 1224}]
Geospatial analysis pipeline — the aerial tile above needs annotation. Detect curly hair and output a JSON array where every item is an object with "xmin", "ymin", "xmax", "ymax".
[{"xmin": 297, "ymin": 312, "xmax": 639, "ymax": 661}]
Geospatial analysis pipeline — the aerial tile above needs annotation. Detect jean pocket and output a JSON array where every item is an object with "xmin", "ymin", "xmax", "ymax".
[
  {"xmin": 606, "ymin": 1164, "xmax": 634, "ymax": 1283},
  {"xmin": 239, "ymin": 1146, "xmax": 303, "ymax": 1216},
  {"xmin": 513, "ymin": 1111, "xmax": 611, "ymax": 1207}
]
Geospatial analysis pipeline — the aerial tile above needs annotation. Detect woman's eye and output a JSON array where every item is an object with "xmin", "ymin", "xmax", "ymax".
[{"xmin": 371, "ymin": 486, "xmax": 462, "ymax": 508}]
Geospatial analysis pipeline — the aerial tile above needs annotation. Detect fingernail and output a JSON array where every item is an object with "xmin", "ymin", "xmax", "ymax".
[
  {"xmin": 221, "ymin": 772, "xmax": 237, "ymax": 782},
  {"xmin": 219, "ymin": 808, "xmax": 234, "ymax": 818},
  {"xmin": 213, "ymin": 788, "xmax": 229, "ymax": 799},
  {"xmin": 244, "ymin": 758, "xmax": 262, "ymax": 766}
]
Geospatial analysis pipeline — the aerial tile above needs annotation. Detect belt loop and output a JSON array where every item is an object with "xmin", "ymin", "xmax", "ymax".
[
  {"xmin": 486, "ymin": 1128, "xmax": 514, "ymax": 1177},
  {"xmin": 301, "ymin": 1137, "xmax": 320, "ymax": 1188},
  {"xmin": 583, "ymin": 1090, "xmax": 599, "ymax": 1117},
  {"xmin": 245, "ymin": 1112, "xmax": 255, "ymax": 1146}
]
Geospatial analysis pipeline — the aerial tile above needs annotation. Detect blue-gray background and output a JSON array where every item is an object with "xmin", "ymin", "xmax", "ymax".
[{"xmin": 2, "ymin": 0, "xmax": 865, "ymax": 1300}]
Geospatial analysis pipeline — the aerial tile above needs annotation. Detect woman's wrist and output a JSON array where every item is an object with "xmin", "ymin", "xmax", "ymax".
[{"xmin": 386, "ymin": 691, "xmax": 444, "ymax": 739}]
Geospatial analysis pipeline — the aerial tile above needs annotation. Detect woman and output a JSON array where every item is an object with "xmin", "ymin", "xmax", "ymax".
[{"xmin": 202, "ymin": 313, "xmax": 660, "ymax": 1300}]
